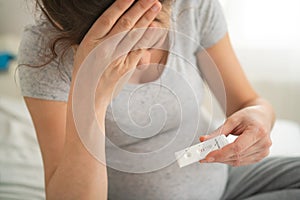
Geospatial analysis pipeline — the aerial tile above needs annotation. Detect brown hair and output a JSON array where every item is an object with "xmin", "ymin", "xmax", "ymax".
[{"xmin": 35, "ymin": 0, "xmax": 170, "ymax": 66}]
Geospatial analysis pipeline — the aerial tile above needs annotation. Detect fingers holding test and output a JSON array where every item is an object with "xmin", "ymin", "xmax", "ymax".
[
  {"xmin": 200, "ymin": 129, "xmax": 272, "ymax": 166},
  {"xmin": 224, "ymin": 135, "xmax": 272, "ymax": 162},
  {"xmin": 200, "ymin": 118, "xmax": 240, "ymax": 142},
  {"xmin": 220, "ymin": 147, "xmax": 270, "ymax": 166}
]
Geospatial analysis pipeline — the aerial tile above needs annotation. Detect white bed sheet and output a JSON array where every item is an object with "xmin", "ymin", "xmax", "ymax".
[{"xmin": 0, "ymin": 97, "xmax": 44, "ymax": 200}]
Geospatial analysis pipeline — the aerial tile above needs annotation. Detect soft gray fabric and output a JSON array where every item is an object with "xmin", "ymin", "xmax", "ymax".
[
  {"xmin": 221, "ymin": 157, "xmax": 300, "ymax": 200},
  {"xmin": 17, "ymin": 0, "xmax": 229, "ymax": 199}
]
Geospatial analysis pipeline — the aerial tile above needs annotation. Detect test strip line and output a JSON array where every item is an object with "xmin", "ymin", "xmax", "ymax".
[{"xmin": 215, "ymin": 139, "xmax": 221, "ymax": 149}]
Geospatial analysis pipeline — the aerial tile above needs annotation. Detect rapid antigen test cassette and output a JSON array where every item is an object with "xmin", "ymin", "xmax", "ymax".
[{"xmin": 175, "ymin": 135, "xmax": 229, "ymax": 168}]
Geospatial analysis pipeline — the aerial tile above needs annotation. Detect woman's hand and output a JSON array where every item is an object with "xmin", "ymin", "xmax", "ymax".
[
  {"xmin": 71, "ymin": 0, "xmax": 163, "ymax": 105},
  {"xmin": 200, "ymin": 99, "xmax": 275, "ymax": 166}
]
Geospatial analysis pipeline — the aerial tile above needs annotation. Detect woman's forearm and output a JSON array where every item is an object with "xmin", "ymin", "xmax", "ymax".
[{"xmin": 46, "ymin": 91, "xmax": 108, "ymax": 200}]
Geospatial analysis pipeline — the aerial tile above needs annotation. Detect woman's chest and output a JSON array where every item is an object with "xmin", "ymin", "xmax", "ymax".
[{"xmin": 105, "ymin": 52, "xmax": 205, "ymax": 148}]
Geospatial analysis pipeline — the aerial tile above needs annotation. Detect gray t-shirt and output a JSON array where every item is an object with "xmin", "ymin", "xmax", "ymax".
[{"xmin": 18, "ymin": 0, "xmax": 228, "ymax": 199}]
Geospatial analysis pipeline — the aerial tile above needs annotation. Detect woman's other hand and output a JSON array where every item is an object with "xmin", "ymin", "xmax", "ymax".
[{"xmin": 200, "ymin": 99, "xmax": 274, "ymax": 166}]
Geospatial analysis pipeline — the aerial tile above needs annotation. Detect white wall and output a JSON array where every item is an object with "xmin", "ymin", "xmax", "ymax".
[
  {"xmin": 219, "ymin": 0, "xmax": 300, "ymax": 123},
  {"xmin": 220, "ymin": 0, "xmax": 300, "ymax": 77},
  {"xmin": 0, "ymin": 0, "xmax": 34, "ymax": 99},
  {"xmin": 0, "ymin": 0, "xmax": 34, "ymax": 37}
]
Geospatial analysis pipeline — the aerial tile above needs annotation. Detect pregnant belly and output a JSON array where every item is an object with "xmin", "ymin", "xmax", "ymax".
[{"xmin": 107, "ymin": 162, "xmax": 228, "ymax": 200}]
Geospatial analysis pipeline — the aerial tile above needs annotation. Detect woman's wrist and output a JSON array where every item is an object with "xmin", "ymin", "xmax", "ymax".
[{"xmin": 240, "ymin": 97, "xmax": 276, "ymax": 131}]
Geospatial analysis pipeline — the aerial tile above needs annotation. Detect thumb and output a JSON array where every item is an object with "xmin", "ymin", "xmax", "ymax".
[{"xmin": 200, "ymin": 120, "xmax": 234, "ymax": 142}]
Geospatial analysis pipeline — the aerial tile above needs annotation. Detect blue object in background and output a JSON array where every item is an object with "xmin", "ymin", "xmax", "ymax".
[{"xmin": 0, "ymin": 52, "xmax": 15, "ymax": 71}]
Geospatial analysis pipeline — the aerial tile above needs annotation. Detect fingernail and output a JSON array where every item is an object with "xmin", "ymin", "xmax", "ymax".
[
  {"xmin": 207, "ymin": 157, "xmax": 215, "ymax": 162},
  {"xmin": 151, "ymin": 3, "xmax": 160, "ymax": 12}
]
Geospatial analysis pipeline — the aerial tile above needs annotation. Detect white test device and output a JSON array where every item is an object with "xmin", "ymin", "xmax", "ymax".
[{"xmin": 175, "ymin": 135, "xmax": 229, "ymax": 168}]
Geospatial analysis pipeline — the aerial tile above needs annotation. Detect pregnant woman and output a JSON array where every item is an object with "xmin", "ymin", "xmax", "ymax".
[{"xmin": 18, "ymin": 0, "xmax": 300, "ymax": 199}]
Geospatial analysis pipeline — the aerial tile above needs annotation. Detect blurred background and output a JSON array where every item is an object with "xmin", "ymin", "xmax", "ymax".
[
  {"xmin": 0, "ymin": 0, "xmax": 34, "ymax": 98},
  {"xmin": 220, "ymin": 0, "xmax": 300, "ymax": 123}
]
